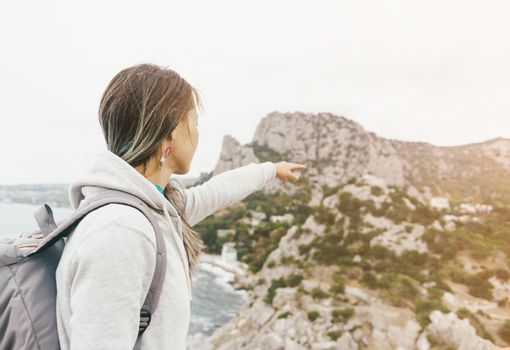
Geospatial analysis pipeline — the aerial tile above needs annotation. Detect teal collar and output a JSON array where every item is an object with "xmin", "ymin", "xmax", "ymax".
[{"xmin": 152, "ymin": 182, "xmax": 165, "ymax": 195}]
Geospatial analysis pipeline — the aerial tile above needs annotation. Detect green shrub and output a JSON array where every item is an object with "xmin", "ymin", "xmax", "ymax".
[
  {"xmin": 332, "ymin": 307, "xmax": 354, "ymax": 323},
  {"xmin": 278, "ymin": 311, "xmax": 292, "ymax": 319},
  {"xmin": 264, "ymin": 277, "xmax": 287, "ymax": 305},
  {"xmin": 243, "ymin": 223, "xmax": 289, "ymax": 273},
  {"xmin": 298, "ymin": 243, "xmax": 312, "ymax": 256},
  {"xmin": 377, "ymin": 273, "xmax": 396, "ymax": 289},
  {"xmin": 249, "ymin": 259, "xmax": 265, "ymax": 273},
  {"xmin": 464, "ymin": 272, "xmax": 494, "ymax": 300},
  {"xmin": 373, "ymin": 259, "xmax": 395, "ymax": 272},
  {"xmin": 362, "ymin": 271, "xmax": 378, "ymax": 289},
  {"xmin": 323, "ymin": 184, "xmax": 342, "ymax": 198},
  {"xmin": 195, "ymin": 216, "xmax": 229, "ymax": 254},
  {"xmin": 315, "ymin": 206, "xmax": 336, "ymax": 226},
  {"xmin": 336, "ymin": 191, "xmax": 363, "ymax": 231},
  {"xmin": 308, "ymin": 311, "xmax": 320, "ymax": 321},
  {"xmin": 280, "ymin": 255, "xmax": 297, "ymax": 265},
  {"xmin": 327, "ymin": 329, "xmax": 344, "ymax": 340},
  {"xmin": 399, "ymin": 277, "xmax": 419, "ymax": 300},
  {"xmin": 264, "ymin": 274, "xmax": 304, "ymax": 305},
  {"xmin": 371, "ymin": 186, "xmax": 384, "ymax": 197},
  {"xmin": 468, "ymin": 282, "xmax": 493, "ymax": 300},
  {"xmin": 423, "ymin": 226, "xmax": 495, "ymax": 262},
  {"xmin": 427, "ymin": 287, "xmax": 444, "ymax": 300},
  {"xmin": 369, "ymin": 245, "xmax": 395, "ymax": 260},
  {"xmin": 287, "ymin": 274, "xmax": 304, "ymax": 287},
  {"xmin": 330, "ymin": 273, "xmax": 346, "ymax": 294},
  {"xmin": 311, "ymin": 287, "xmax": 329, "ymax": 299},
  {"xmin": 310, "ymin": 233, "xmax": 349, "ymax": 265},
  {"xmin": 496, "ymin": 269, "xmax": 510, "ymax": 281},
  {"xmin": 401, "ymin": 250, "xmax": 429, "ymax": 266},
  {"xmin": 415, "ymin": 298, "xmax": 448, "ymax": 327},
  {"xmin": 457, "ymin": 308, "xmax": 494, "ymax": 341}
]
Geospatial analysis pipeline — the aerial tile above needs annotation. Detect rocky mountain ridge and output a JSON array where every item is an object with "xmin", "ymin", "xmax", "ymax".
[
  {"xmin": 214, "ymin": 112, "xmax": 510, "ymax": 205},
  {"xmin": 188, "ymin": 112, "xmax": 510, "ymax": 349}
]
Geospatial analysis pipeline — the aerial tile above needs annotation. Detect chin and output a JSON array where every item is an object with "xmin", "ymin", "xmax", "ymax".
[{"xmin": 173, "ymin": 165, "xmax": 190, "ymax": 175}]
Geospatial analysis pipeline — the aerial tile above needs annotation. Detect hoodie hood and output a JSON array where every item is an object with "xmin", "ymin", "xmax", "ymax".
[
  {"xmin": 68, "ymin": 148, "xmax": 193, "ymax": 302},
  {"xmin": 69, "ymin": 148, "xmax": 179, "ymax": 218}
]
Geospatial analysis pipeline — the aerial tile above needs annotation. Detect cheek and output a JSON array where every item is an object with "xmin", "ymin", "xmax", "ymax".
[{"xmin": 193, "ymin": 128, "xmax": 199, "ymax": 147}]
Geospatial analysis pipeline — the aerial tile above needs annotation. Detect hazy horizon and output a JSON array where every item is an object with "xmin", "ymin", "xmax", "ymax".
[{"xmin": 1, "ymin": 0, "xmax": 509, "ymax": 185}]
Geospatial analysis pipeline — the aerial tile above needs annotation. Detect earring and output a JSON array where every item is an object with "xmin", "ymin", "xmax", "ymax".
[{"xmin": 159, "ymin": 147, "xmax": 171, "ymax": 167}]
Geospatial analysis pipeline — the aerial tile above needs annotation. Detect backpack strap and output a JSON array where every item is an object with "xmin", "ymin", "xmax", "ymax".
[{"xmin": 30, "ymin": 189, "xmax": 167, "ymax": 349}]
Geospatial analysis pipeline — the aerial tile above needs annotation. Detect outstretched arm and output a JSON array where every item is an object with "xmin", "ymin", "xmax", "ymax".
[
  {"xmin": 183, "ymin": 161, "xmax": 277, "ymax": 227},
  {"xmin": 182, "ymin": 160, "xmax": 306, "ymax": 227}
]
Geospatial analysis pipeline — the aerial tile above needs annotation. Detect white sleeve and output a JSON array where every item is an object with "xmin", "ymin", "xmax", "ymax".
[
  {"xmin": 66, "ymin": 222, "xmax": 156, "ymax": 350},
  {"xmin": 184, "ymin": 161, "xmax": 277, "ymax": 227}
]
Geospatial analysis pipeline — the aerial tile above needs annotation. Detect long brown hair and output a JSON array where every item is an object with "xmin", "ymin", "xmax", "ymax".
[{"xmin": 98, "ymin": 62, "xmax": 205, "ymax": 276}]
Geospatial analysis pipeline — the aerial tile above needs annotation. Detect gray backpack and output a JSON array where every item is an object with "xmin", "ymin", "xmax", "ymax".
[{"xmin": 0, "ymin": 189, "xmax": 167, "ymax": 350}]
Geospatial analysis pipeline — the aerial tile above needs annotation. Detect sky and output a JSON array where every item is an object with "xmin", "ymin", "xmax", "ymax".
[{"xmin": 0, "ymin": 0, "xmax": 509, "ymax": 185}]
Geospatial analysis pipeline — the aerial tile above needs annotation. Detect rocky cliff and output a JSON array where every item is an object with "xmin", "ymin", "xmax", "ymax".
[
  {"xmin": 214, "ymin": 111, "xmax": 510, "ymax": 204},
  {"xmin": 188, "ymin": 112, "xmax": 510, "ymax": 350}
]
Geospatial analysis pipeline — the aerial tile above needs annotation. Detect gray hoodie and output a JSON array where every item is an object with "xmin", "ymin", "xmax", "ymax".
[{"xmin": 55, "ymin": 148, "xmax": 277, "ymax": 350}]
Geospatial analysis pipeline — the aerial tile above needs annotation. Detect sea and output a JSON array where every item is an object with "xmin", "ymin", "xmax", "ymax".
[{"xmin": 0, "ymin": 201, "xmax": 247, "ymax": 336}]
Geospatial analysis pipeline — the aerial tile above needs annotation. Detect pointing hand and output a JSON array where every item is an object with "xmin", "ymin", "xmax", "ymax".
[{"xmin": 274, "ymin": 162, "xmax": 306, "ymax": 182}]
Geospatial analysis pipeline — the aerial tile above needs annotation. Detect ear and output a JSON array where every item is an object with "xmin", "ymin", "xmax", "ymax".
[{"xmin": 162, "ymin": 137, "xmax": 174, "ymax": 155}]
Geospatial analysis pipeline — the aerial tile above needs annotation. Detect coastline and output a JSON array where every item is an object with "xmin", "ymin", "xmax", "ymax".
[
  {"xmin": 187, "ymin": 253, "xmax": 253, "ymax": 349},
  {"xmin": 195, "ymin": 252, "xmax": 253, "ymax": 290}
]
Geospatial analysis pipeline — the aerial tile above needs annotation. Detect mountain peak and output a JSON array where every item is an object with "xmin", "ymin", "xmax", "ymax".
[{"xmin": 214, "ymin": 111, "xmax": 510, "ymax": 203}]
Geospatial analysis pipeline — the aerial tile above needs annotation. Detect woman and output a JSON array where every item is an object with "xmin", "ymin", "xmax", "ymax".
[{"xmin": 54, "ymin": 63, "xmax": 306, "ymax": 350}]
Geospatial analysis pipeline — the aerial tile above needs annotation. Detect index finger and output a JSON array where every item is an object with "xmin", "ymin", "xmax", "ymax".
[{"xmin": 291, "ymin": 163, "xmax": 306, "ymax": 169}]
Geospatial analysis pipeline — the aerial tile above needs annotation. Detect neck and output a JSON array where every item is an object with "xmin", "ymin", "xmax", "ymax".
[
  {"xmin": 146, "ymin": 172, "xmax": 171, "ymax": 189},
  {"xmin": 135, "ymin": 163, "xmax": 173, "ymax": 190}
]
